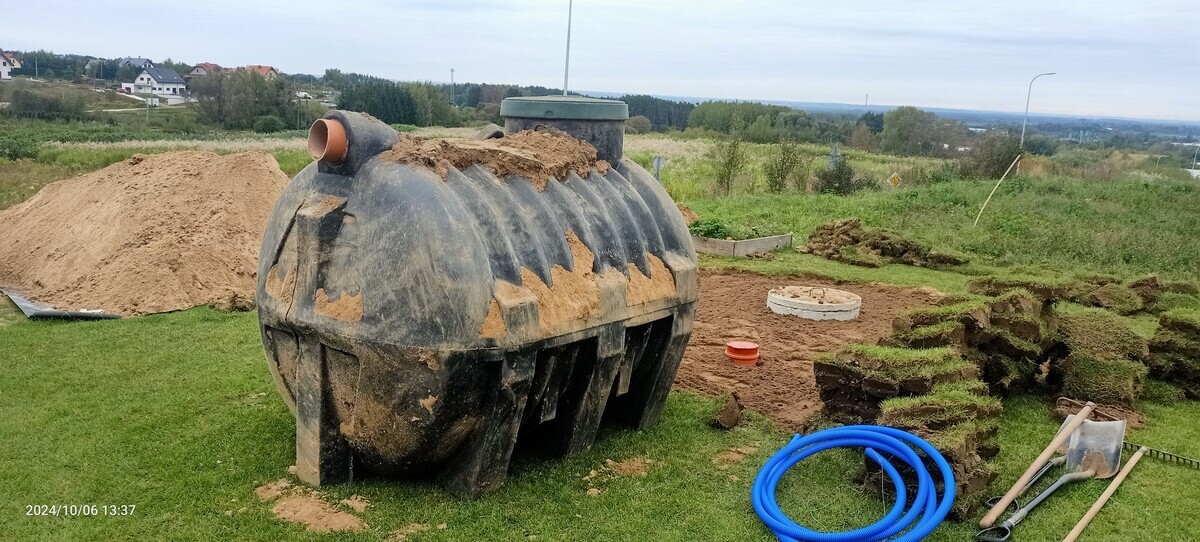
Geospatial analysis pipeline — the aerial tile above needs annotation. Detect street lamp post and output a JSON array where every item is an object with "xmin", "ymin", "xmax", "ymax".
[
  {"xmin": 563, "ymin": 0, "xmax": 573, "ymax": 95},
  {"xmin": 1018, "ymin": 72, "xmax": 1055, "ymax": 174}
]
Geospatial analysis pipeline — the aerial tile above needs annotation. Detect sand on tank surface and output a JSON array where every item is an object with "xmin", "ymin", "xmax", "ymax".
[
  {"xmin": 0, "ymin": 151, "xmax": 289, "ymax": 316},
  {"xmin": 383, "ymin": 129, "xmax": 610, "ymax": 189}
]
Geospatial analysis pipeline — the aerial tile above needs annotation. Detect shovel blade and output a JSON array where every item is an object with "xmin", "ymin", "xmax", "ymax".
[{"xmin": 1063, "ymin": 415, "xmax": 1126, "ymax": 479}]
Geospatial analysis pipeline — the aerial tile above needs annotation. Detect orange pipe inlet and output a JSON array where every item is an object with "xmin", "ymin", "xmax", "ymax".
[
  {"xmin": 308, "ymin": 118, "xmax": 348, "ymax": 163},
  {"xmin": 725, "ymin": 341, "xmax": 760, "ymax": 366}
]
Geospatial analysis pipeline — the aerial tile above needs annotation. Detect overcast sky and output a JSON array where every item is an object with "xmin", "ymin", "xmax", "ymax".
[{"xmin": 7, "ymin": 0, "xmax": 1198, "ymax": 121}]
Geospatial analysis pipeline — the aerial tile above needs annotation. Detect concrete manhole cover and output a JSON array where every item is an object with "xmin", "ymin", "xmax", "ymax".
[{"xmin": 767, "ymin": 286, "xmax": 862, "ymax": 321}]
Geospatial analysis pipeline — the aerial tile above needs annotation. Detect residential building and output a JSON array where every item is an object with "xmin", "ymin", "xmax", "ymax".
[
  {"xmin": 187, "ymin": 62, "xmax": 223, "ymax": 79},
  {"xmin": 121, "ymin": 67, "xmax": 187, "ymax": 96},
  {"xmin": 244, "ymin": 65, "xmax": 278, "ymax": 80},
  {"xmin": 0, "ymin": 50, "xmax": 19, "ymax": 79},
  {"xmin": 118, "ymin": 57, "xmax": 155, "ymax": 70}
]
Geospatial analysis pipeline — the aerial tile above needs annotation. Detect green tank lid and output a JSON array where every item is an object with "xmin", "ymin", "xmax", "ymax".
[{"xmin": 500, "ymin": 95, "xmax": 629, "ymax": 121}]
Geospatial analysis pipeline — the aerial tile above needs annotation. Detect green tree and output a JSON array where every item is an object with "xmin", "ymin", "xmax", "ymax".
[
  {"xmin": 626, "ymin": 115, "xmax": 653, "ymax": 134},
  {"xmin": 618, "ymin": 95, "xmax": 694, "ymax": 130},
  {"xmin": 881, "ymin": 106, "xmax": 938, "ymax": 156},
  {"xmin": 858, "ymin": 111, "xmax": 884, "ymax": 133},
  {"xmin": 191, "ymin": 71, "xmax": 294, "ymax": 130},
  {"xmin": 848, "ymin": 123, "xmax": 879, "ymax": 151},
  {"xmin": 688, "ymin": 101, "xmax": 791, "ymax": 133},
  {"xmin": 744, "ymin": 115, "xmax": 783, "ymax": 143}
]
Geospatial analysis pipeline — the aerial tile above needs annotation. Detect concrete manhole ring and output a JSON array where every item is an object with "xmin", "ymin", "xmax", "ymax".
[{"xmin": 767, "ymin": 286, "xmax": 862, "ymax": 321}]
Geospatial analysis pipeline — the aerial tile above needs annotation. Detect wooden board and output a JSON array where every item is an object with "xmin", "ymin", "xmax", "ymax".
[{"xmin": 691, "ymin": 233, "xmax": 792, "ymax": 257}]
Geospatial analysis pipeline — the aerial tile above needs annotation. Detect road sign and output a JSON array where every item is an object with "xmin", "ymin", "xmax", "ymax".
[
  {"xmin": 888, "ymin": 172, "xmax": 901, "ymax": 186},
  {"xmin": 652, "ymin": 156, "xmax": 667, "ymax": 183}
]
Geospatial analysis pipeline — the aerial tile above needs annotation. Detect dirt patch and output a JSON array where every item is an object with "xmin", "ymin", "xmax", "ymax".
[
  {"xmin": 674, "ymin": 269, "xmax": 937, "ymax": 430},
  {"xmin": 770, "ymin": 285, "xmax": 860, "ymax": 305},
  {"xmin": 387, "ymin": 523, "xmax": 430, "ymax": 541},
  {"xmin": 254, "ymin": 479, "xmax": 292, "ymax": 501},
  {"xmin": 339, "ymin": 495, "xmax": 370, "ymax": 513},
  {"xmin": 626, "ymin": 254, "xmax": 677, "ymax": 306},
  {"xmin": 383, "ymin": 130, "xmax": 609, "ymax": 190},
  {"xmin": 255, "ymin": 479, "xmax": 365, "ymax": 533},
  {"xmin": 314, "ymin": 288, "xmax": 364, "ymax": 322},
  {"xmin": 486, "ymin": 231, "xmax": 675, "ymax": 336},
  {"xmin": 480, "ymin": 299, "xmax": 506, "ymax": 338},
  {"xmin": 713, "ymin": 447, "xmax": 758, "ymax": 469},
  {"xmin": 0, "ymin": 151, "xmax": 288, "ymax": 316},
  {"xmin": 799, "ymin": 218, "xmax": 967, "ymax": 268},
  {"xmin": 605, "ymin": 457, "xmax": 652, "ymax": 477},
  {"xmin": 677, "ymin": 203, "xmax": 700, "ymax": 225}
]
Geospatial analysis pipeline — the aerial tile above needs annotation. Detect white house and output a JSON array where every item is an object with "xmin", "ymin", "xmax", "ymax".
[
  {"xmin": 122, "ymin": 67, "xmax": 187, "ymax": 96},
  {"xmin": 0, "ymin": 50, "xmax": 20, "ymax": 80}
]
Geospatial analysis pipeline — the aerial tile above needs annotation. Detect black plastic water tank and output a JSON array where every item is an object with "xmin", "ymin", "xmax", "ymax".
[{"xmin": 257, "ymin": 98, "xmax": 697, "ymax": 496}]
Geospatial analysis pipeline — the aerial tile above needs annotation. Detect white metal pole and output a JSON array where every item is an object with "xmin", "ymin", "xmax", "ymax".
[
  {"xmin": 563, "ymin": 0, "xmax": 573, "ymax": 95},
  {"xmin": 1018, "ymin": 72, "xmax": 1055, "ymax": 174},
  {"xmin": 1192, "ymin": 145, "xmax": 1198, "ymax": 170}
]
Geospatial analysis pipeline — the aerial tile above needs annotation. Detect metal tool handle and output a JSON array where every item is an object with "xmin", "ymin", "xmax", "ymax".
[
  {"xmin": 1062, "ymin": 447, "xmax": 1147, "ymax": 542},
  {"xmin": 1008, "ymin": 470, "xmax": 1095, "ymax": 527},
  {"xmin": 974, "ymin": 522, "xmax": 1014, "ymax": 542},
  {"xmin": 980, "ymin": 402, "xmax": 1096, "ymax": 528},
  {"xmin": 984, "ymin": 455, "xmax": 1066, "ymax": 511}
]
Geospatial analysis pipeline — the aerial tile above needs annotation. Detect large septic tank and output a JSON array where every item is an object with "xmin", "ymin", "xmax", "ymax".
[{"xmin": 256, "ymin": 96, "xmax": 698, "ymax": 496}]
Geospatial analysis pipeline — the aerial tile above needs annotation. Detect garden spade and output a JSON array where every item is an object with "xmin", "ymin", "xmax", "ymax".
[{"xmin": 974, "ymin": 416, "xmax": 1126, "ymax": 542}]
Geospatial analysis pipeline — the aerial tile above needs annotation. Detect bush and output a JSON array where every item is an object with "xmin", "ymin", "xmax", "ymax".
[
  {"xmin": 625, "ymin": 115, "xmax": 653, "ymax": 134},
  {"xmin": 688, "ymin": 218, "xmax": 733, "ymax": 239},
  {"xmin": 965, "ymin": 135, "xmax": 1022, "ymax": 178},
  {"xmin": 0, "ymin": 137, "xmax": 41, "ymax": 160},
  {"xmin": 3, "ymin": 85, "xmax": 86, "ymax": 120},
  {"xmin": 252, "ymin": 115, "xmax": 286, "ymax": 133},
  {"xmin": 764, "ymin": 139, "xmax": 802, "ymax": 192},
  {"xmin": 815, "ymin": 158, "xmax": 874, "ymax": 195},
  {"xmin": 708, "ymin": 138, "xmax": 747, "ymax": 196}
]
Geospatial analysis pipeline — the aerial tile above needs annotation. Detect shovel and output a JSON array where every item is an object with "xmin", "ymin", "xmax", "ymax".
[{"xmin": 974, "ymin": 416, "xmax": 1126, "ymax": 542}]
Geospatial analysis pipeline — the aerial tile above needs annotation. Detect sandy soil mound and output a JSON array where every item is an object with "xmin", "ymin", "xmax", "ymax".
[
  {"xmin": 0, "ymin": 151, "xmax": 289, "ymax": 316},
  {"xmin": 383, "ymin": 129, "xmax": 609, "ymax": 189}
]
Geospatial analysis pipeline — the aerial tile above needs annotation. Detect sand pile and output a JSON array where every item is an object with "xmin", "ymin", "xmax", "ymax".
[
  {"xmin": 382, "ymin": 129, "xmax": 609, "ymax": 189},
  {"xmin": 0, "ymin": 151, "xmax": 289, "ymax": 316}
]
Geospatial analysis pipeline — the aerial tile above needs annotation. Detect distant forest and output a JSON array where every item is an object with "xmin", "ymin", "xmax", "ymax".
[{"xmin": 8, "ymin": 49, "xmax": 1200, "ymax": 159}]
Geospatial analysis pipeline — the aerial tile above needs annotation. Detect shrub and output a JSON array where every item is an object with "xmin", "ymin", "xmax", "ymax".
[
  {"xmin": 0, "ymin": 137, "xmax": 41, "ymax": 160},
  {"xmin": 252, "ymin": 115, "xmax": 286, "ymax": 133},
  {"xmin": 964, "ymin": 135, "xmax": 1022, "ymax": 178},
  {"xmin": 708, "ymin": 138, "xmax": 747, "ymax": 196},
  {"xmin": 763, "ymin": 139, "xmax": 802, "ymax": 192},
  {"xmin": 815, "ymin": 158, "xmax": 873, "ymax": 195},
  {"xmin": 625, "ymin": 115, "xmax": 653, "ymax": 134},
  {"xmin": 688, "ymin": 218, "xmax": 733, "ymax": 239}
]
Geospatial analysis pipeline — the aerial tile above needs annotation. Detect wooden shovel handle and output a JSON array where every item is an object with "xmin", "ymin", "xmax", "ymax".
[
  {"xmin": 1061, "ymin": 446, "xmax": 1147, "ymax": 542},
  {"xmin": 980, "ymin": 402, "xmax": 1096, "ymax": 528}
]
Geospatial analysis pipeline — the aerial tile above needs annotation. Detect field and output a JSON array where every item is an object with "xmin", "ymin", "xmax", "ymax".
[{"xmin": 2, "ymin": 118, "xmax": 1199, "ymax": 541}]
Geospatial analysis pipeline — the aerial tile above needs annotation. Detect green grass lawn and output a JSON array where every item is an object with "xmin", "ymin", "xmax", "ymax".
[
  {"xmin": 683, "ymin": 175, "xmax": 1200, "ymax": 282},
  {"xmin": 1, "ymin": 298, "xmax": 1198, "ymax": 541},
  {"xmin": 3, "ymin": 129, "xmax": 1199, "ymax": 540}
]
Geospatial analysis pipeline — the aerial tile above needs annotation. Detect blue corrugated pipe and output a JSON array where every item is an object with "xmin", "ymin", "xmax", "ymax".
[{"xmin": 751, "ymin": 425, "xmax": 955, "ymax": 542}]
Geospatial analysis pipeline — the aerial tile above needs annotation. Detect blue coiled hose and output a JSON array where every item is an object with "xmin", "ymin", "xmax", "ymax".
[{"xmin": 751, "ymin": 425, "xmax": 955, "ymax": 542}]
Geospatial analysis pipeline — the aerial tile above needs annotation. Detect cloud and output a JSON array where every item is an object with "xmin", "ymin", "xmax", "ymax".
[{"xmin": 6, "ymin": 0, "xmax": 1198, "ymax": 120}]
